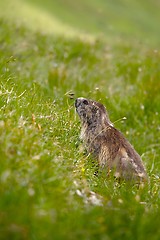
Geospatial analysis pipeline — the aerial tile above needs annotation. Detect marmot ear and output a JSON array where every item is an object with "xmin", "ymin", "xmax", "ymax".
[
  {"xmin": 82, "ymin": 99, "xmax": 89, "ymax": 105},
  {"xmin": 91, "ymin": 106, "xmax": 98, "ymax": 114}
]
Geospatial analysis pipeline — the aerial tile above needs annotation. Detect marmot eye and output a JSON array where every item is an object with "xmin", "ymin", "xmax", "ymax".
[{"xmin": 83, "ymin": 100, "xmax": 88, "ymax": 105}]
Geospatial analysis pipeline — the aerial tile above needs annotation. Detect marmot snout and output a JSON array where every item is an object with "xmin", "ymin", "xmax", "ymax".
[{"xmin": 75, "ymin": 97, "xmax": 147, "ymax": 182}]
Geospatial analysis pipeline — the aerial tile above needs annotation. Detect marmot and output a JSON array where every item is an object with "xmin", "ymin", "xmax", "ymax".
[{"xmin": 75, "ymin": 97, "xmax": 147, "ymax": 182}]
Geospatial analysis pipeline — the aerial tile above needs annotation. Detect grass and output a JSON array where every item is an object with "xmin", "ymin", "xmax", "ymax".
[
  {"xmin": 25, "ymin": 0, "xmax": 160, "ymax": 46},
  {"xmin": 0, "ymin": 0, "xmax": 160, "ymax": 239}
]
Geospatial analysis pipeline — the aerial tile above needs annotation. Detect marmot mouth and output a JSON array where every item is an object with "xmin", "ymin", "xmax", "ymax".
[{"xmin": 75, "ymin": 98, "xmax": 80, "ymax": 108}]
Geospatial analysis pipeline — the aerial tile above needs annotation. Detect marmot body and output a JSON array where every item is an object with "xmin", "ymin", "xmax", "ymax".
[{"xmin": 75, "ymin": 97, "xmax": 147, "ymax": 181}]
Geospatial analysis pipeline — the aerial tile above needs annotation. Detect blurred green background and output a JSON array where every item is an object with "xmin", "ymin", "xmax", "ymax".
[{"xmin": 1, "ymin": 0, "xmax": 160, "ymax": 45}]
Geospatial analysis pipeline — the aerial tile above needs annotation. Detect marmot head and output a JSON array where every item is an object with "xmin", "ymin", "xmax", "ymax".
[{"xmin": 75, "ymin": 97, "xmax": 113, "ymax": 126}]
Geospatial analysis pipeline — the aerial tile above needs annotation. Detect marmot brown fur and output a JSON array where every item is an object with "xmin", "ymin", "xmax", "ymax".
[{"xmin": 75, "ymin": 97, "xmax": 147, "ymax": 182}]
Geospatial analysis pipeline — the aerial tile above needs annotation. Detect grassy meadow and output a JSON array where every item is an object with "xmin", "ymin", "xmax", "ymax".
[{"xmin": 0, "ymin": 0, "xmax": 160, "ymax": 239}]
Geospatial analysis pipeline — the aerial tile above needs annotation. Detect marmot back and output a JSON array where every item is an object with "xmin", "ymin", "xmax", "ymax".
[{"xmin": 75, "ymin": 97, "xmax": 147, "ymax": 182}]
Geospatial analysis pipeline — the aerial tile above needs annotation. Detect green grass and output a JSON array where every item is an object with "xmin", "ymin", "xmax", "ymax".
[
  {"xmin": 0, "ymin": 0, "xmax": 160, "ymax": 239},
  {"xmin": 25, "ymin": 0, "xmax": 160, "ymax": 46}
]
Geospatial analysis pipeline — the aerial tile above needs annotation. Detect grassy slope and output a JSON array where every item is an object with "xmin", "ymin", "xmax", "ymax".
[
  {"xmin": 26, "ymin": 0, "xmax": 160, "ymax": 46},
  {"xmin": 0, "ymin": 0, "xmax": 94, "ymax": 40},
  {"xmin": 0, "ymin": 0, "xmax": 160, "ymax": 239}
]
